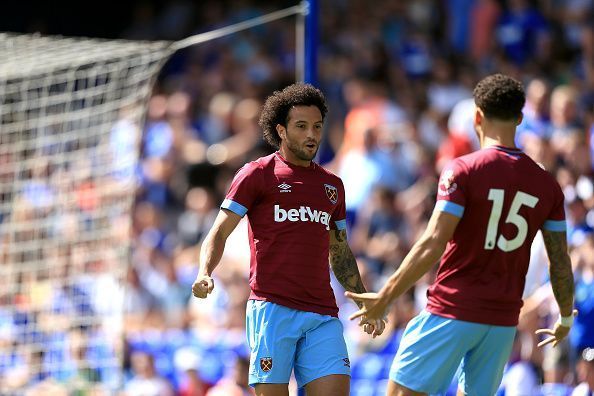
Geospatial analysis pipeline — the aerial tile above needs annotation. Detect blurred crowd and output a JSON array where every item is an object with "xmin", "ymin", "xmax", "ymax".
[{"xmin": 2, "ymin": 0, "xmax": 594, "ymax": 394}]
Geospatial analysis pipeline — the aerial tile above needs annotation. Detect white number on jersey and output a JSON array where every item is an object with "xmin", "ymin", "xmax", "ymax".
[{"xmin": 485, "ymin": 189, "xmax": 539, "ymax": 252}]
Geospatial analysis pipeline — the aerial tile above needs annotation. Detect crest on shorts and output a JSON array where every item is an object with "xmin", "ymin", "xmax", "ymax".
[
  {"xmin": 260, "ymin": 357, "xmax": 273, "ymax": 372},
  {"xmin": 343, "ymin": 358, "xmax": 350, "ymax": 368},
  {"xmin": 324, "ymin": 184, "xmax": 338, "ymax": 204}
]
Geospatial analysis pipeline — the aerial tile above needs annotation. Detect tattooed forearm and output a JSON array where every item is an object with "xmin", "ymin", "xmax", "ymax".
[
  {"xmin": 329, "ymin": 229, "xmax": 367, "ymax": 299},
  {"xmin": 542, "ymin": 230, "xmax": 575, "ymax": 316}
]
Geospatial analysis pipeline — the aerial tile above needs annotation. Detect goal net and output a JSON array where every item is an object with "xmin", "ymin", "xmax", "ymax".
[
  {"xmin": 0, "ymin": 4, "xmax": 307, "ymax": 393},
  {"xmin": 0, "ymin": 33, "xmax": 172, "ymax": 393}
]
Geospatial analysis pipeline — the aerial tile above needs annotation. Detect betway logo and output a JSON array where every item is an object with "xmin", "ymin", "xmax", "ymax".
[{"xmin": 274, "ymin": 205, "xmax": 331, "ymax": 230}]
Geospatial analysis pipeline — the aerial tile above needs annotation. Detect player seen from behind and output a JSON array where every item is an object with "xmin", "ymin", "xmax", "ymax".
[{"xmin": 346, "ymin": 73, "xmax": 576, "ymax": 396}]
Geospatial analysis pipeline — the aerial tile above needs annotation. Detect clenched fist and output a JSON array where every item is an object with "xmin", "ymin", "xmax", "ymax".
[{"xmin": 192, "ymin": 275, "xmax": 214, "ymax": 298}]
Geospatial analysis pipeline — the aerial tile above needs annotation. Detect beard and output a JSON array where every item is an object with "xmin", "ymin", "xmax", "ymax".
[{"xmin": 286, "ymin": 139, "xmax": 318, "ymax": 161}]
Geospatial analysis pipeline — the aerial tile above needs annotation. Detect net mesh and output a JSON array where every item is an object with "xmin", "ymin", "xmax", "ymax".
[{"xmin": 0, "ymin": 32, "xmax": 172, "ymax": 393}]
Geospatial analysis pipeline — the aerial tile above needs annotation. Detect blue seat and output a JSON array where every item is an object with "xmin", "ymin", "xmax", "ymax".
[{"xmin": 351, "ymin": 353, "xmax": 384, "ymax": 380}]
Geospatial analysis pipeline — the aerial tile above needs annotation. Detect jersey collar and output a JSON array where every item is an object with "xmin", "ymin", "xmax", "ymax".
[
  {"xmin": 274, "ymin": 151, "xmax": 317, "ymax": 170},
  {"xmin": 487, "ymin": 145, "xmax": 523, "ymax": 154}
]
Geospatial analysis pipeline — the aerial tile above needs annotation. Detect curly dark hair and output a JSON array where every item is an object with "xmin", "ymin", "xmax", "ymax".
[
  {"xmin": 258, "ymin": 83, "xmax": 328, "ymax": 149},
  {"xmin": 473, "ymin": 74, "xmax": 525, "ymax": 121}
]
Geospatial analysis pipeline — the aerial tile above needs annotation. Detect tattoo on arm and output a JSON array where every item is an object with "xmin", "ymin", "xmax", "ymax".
[
  {"xmin": 329, "ymin": 229, "xmax": 367, "ymax": 300},
  {"xmin": 542, "ymin": 230, "xmax": 574, "ymax": 315}
]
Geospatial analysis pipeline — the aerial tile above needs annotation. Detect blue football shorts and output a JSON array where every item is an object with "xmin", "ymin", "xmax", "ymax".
[
  {"xmin": 245, "ymin": 300, "xmax": 350, "ymax": 388},
  {"xmin": 390, "ymin": 310, "xmax": 516, "ymax": 395}
]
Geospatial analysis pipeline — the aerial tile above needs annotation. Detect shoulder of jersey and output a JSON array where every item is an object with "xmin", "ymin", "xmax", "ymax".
[
  {"xmin": 316, "ymin": 163, "xmax": 342, "ymax": 182},
  {"xmin": 247, "ymin": 153, "xmax": 276, "ymax": 169},
  {"xmin": 531, "ymin": 160, "xmax": 558, "ymax": 185},
  {"xmin": 444, "ymin": 152, "xmax": 474, "ymax": 171},
  {"xmin": 521, "ymin": 153, "xmax": 552, "ymax": 175},
  {"xmin": 464, "ymin": 149, "xmax": 489, "ymax": 161},
  {"xmin": 314, "ymin": 162, "xmax": 335, "ymax": 176},
  {"xmin": 458, "ymin": 148, "xmax": 517, "ymax": 166}
]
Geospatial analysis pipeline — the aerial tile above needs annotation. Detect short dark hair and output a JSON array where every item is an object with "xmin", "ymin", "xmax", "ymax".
[
  {"xmin": 473, "ymin": 74, "xmax": 525, "ymax": 121},
  {"xmin": 258, "ymin": 83, "xmax": 328, "ymax": 149}
]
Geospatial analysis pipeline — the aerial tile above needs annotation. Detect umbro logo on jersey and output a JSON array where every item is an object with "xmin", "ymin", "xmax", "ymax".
[{"xmin": 278, "ymin": 183, "xmax": 291, "ymax": 193}]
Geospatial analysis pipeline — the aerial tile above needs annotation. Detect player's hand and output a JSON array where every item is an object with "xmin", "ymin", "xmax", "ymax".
[
  {"xmin": 345, "ymin": 291, "xmax": 389, "ymax": 323},
  {"xmin": 359, "ymin": 316, "xmax": 387, "ymax": 338},
  {"xmin": 535, "ymin": 309, "xmax": 578, "ymax": 348},
  {"xmin": 192, "ymin": 274, "xmax": 214, "ymax": 298}
]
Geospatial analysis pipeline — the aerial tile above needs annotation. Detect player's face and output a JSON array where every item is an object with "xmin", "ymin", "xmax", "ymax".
[{"xmin": 278, "ymin": 105, "xmax": 323, "ymax": 165}]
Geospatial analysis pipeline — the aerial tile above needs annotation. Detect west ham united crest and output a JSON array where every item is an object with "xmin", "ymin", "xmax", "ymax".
[
  {"xmin": 260, "ymin": 357, "xmax": 273, "ymax": 372},
  {"xmin": 324, "ymin": 184, "xmax": 338, "ymax": 204}
]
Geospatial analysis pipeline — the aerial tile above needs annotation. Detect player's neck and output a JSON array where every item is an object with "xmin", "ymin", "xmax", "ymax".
[
  {"xmin": 480, "ymin": 134, "xmax": 517, "ymax": 150},
  {"xmin": 277, "ymin": 147, "xmax": 311, "ymax": 167}
]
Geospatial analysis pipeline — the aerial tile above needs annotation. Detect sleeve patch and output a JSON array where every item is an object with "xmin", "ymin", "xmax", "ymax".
[
  {"xmin": 221, "ymin": 199, "xmax": 248, "ymax": 217},
  {"xmin": 435, "ymin": 200, "xmax": 465, "ymax": 218},
  {"xmin": 335, "ymin": 219, "xmax": 347, "ymax": 230},
  {"xmin": 543, "ymin": 219, "xmax": 567, "ymax": 232}
]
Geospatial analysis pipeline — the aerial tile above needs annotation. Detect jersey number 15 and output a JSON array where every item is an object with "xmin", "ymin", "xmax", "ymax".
[{"xmin": 485, "ymin": 189, "xmax": 539, "ymax": 252}]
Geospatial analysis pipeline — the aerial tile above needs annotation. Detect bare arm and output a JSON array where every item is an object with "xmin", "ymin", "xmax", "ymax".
[
  {"xmin": 192, "ymin": 209, "xmax": 242, "ymax": 298},
  {"xmin": 534, "ymin": 229, "xmax": 576, "ymax": 347},
  {"xmin": 347, "ymin": 209, "xmax": 460, "ymax": 321},
  {"xmin": 541, "ymin": 229, "xmax": 574, "ymax": 317},
  {"xmin": 329, "ymin": 229, "xmax": 367, "ymax": 297},
  {"xmin": 330, "ymin": 228, "xmax": 385, "ymax": 337}
]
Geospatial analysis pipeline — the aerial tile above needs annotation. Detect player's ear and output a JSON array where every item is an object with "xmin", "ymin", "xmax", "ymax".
[
  {"xmin": 276, "ymin": 124, "xmax": 286, "ymax": 140},
  {"xmin": 516, "ymin": 113, "xmax": 523, "ymax": 126},
  {"xmin": 474, "ymin": 107, "xmax": 484, "ymax": 126}
]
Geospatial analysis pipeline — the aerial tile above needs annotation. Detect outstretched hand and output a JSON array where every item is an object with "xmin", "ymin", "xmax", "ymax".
[
  {"xmin": 345, "ymin": 291, "xmax": 389, "ymax": 325},
  {"xmin": 359, "ymin": 315, "xmax": 386, "ymax": 338},
  {"xmin": 192, "ymin": 275, "xmax": 214, "ymax": 298},
  {"xmin": 535, "ymin": 309, "xmax": 578, "ymax": 348}
]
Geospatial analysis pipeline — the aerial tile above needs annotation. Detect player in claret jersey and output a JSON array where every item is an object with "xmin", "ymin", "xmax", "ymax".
[
  {"xmin": 346, "ymin": 74, "xmax": 576, "ymax": 396},
  {"xmin": 192, "ymin": 83, "xmax": 384, "ymax": 396}
]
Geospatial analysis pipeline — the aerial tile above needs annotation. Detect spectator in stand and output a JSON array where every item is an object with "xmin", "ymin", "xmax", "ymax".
[
  {"xmin": 206, "ymin": 354, "xmax": 254, "ymax": 396},
  {"xmin": 573, "ymin": 348, "xmax": 594, "ymax": 396},
  {"xmin": 469, "ymin": 0, "xmax": 501, "ymax": 65},
  {"xmin": 124, "ymin": 351, "xmax": 174, "ymax": 396},
  {"xmin": 335, "ymin": 79, "xmax": 407, "ymax": 226},
  {"xmin": 570, "ymin": 233, "xmax": 594, "ymax": 361},
  {"xmin": 495, "ymin": 0, "xmax": 550, "ymax": 66},
  {"xmin": 516, "ymin": 78, "xmax": 551, "ymax": 146},
  {"xmin": 548, "ymin": 85, "xmax": 584, "ymax": 152}
]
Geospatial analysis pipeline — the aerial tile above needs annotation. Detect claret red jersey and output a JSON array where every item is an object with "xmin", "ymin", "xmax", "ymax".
[
  {"xmin": 428, "ymin": 145, "xmax": 566, "ymax": 326},
  {"xmin": 222, "ymin": 152, "xmax": 347, "ymax": 317}
]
